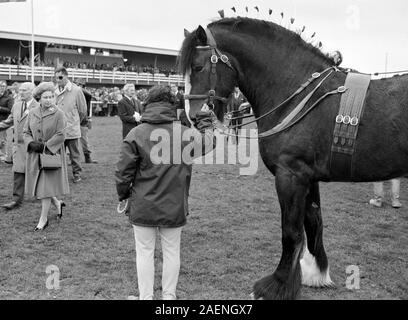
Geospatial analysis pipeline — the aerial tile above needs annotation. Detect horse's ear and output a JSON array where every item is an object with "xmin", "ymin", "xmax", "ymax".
[
  {"xmin": 195, "ymin": 25, "xmax": 207, "ymax": 45},
  {"xmin": 184, "ymin": 28, "xmax": 190, "ymax": 38}
]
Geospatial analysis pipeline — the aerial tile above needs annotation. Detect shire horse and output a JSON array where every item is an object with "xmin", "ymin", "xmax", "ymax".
[{"xmin": 178, "ymin": 17, "xmax": 408, "ymax": 300}]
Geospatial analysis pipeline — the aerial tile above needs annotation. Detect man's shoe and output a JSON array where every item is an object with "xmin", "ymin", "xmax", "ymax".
[
  {"xmin": 369, "ymin": 198, "xmax": 382, "ymax": 208},
  {"xmin": 392, "ymin": 199, "xmax": 402, "ymax": 208},
  {"xmin": 73, "ymin": 175, "xmax": 82, "ymax": 183},
  {"xmin": 85, "ymin": 156, "xmax": 98, "ymax": 164},
  {"xmin": 2, "ymin": 201, "xmax": 21, "ymax": 210}
]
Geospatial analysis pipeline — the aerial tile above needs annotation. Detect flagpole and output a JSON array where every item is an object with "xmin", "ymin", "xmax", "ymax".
[{"xmin": 30, "ymin": 0, "xmax": 35, "ymax": 83}]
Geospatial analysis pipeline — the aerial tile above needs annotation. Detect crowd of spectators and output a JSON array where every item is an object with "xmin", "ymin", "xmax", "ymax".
[
  {"xmin": 0, "ymin": 55, "xmax": 178, "ymax": 76},
  {"xmin": 0, "ymin": 55, "xmax": 46, "ymax": 67}
]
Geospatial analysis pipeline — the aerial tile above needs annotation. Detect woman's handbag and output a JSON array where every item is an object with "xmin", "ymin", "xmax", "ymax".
[{"xmin": 39, "ymin": 146, "xmax": 62, "ymax": 170}]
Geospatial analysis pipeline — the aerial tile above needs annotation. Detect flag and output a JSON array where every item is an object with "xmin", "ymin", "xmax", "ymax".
[
  {"xmin": 231, "ymin": 7, "xmax": 236, "ymax": 13},
  {"xmin": 0, "ymin": 0, "xmax": 26, "ymax": 2},
  {"xmin": 218, "ymin": 10, "xmax": 224, "ymax": 18}
]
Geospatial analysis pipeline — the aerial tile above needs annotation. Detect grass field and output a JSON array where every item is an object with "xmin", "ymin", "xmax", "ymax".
[{"xmin": 0, "ymin": 116, "xmax": 407, "ymax": 300}]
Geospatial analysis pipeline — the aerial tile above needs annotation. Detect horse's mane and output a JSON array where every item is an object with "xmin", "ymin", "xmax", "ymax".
[{"xmin": 178, "ymin": 17, "xmax": 336, "ymax": 75}]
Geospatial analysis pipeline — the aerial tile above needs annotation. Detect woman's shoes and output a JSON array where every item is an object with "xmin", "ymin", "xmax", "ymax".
[
  {"xmin": 34, "ymin": 220, "xmax": 49, "ymax": 232},
  {"xmin": 57, "ymin": 201, "xmax": 66, "ymax": 219}
]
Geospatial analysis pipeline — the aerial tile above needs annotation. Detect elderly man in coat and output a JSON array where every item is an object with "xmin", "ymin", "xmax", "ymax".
[
  {"xmin": 0, "ymin": 80, "xmax": 14, "ymax": 162},
  {"xmin": 54, "ymin": 67, "xmax": 87, "ymax": 183},
  {"xmin": 0, "ymin": 82, "xmax": 38, "ymax": 210}
]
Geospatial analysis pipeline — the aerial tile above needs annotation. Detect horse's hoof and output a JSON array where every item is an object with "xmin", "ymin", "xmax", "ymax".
[
  {"xmin": 300, "ymin": 255, "xmax": 335, "ymax": 288},
  {"xmin": 253, "ymin": 273, "xmax": 301, "ymax": 300},
  {"xmin": 249, "ymin": 292, "xmax": 264, "ymax": 300}
]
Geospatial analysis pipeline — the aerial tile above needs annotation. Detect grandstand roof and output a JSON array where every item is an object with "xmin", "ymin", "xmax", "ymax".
[{"xmin": 0, "ymin": 30, "xmax": 179, "ymax": 56}]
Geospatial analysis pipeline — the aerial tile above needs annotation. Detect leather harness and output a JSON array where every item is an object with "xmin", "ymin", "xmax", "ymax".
[{"xmin": 329, "ymin": 72, "xmax": 371, "ymax": 178}]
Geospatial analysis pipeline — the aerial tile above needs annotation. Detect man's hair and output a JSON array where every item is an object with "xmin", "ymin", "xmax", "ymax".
[
  {"xmin": 144, "ymin": 85, "xmax": 176, "ymax": 106},
  {"xmin": 20, "ymin": 82, "xmax": 36, "ymax": 93},
  {"xmin": 123, "ymin": 83, "xmax": 135, "ymax": 92},
  {"xmin": 54, "ymin": 66, "xmax": 69, "ymax": 76}
]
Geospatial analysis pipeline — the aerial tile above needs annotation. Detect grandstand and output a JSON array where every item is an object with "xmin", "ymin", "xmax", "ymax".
[{"xmin": 0, "ymin": 30, "xmax": 184, "ymax": 88}]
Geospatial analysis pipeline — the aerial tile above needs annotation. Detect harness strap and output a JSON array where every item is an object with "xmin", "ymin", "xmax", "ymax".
[
  {"xmin": 227, "ymin": 67, "xmax": 336, "ymax": 129},
  {"xmin": 216, "ymin": 84, "xmax": 347, "ymax": 140},
  {"xmin": 330, "ymin": 72, "xmax": 371, "ymax": 178}
]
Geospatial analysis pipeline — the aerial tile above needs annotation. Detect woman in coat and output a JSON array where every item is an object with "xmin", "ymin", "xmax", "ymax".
[
  {"xmin": 115, "ymin": 85, "xmax": 216, "ymax": 300},
  {"xmin": 24, "ymin": 82, "xmax": 69, "ymax": 231}
]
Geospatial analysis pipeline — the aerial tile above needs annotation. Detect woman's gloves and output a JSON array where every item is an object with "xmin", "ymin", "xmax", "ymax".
[{"xmin": 28, "ymin": 141, "xmax": 45, "ymax": 153}]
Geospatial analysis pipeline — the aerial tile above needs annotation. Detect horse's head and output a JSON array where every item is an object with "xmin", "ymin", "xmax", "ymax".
[{"xmin": 179, "ymin": 25, "xmax": 237, "ymax": 126}]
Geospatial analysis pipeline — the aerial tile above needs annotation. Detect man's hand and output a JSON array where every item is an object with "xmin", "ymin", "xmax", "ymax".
[
  {"xmin": 133, "ymin": 112, "xmax": 142, "ymax": 122},
  {"xmin": 87, "ymin": 117, "xmax": 92, "ymax": 130}
]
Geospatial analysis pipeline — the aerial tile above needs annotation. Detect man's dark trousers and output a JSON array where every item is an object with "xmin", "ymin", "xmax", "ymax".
[
  {"xmin": 65, "ymin": 139, "xmax": 82, "ymax": 177},
  {"xmin": 13, "ymin": 172, "xmax": 25, "ymax": 204}
]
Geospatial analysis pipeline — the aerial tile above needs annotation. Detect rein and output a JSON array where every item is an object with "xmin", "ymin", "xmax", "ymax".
[{"xmin": 227, "ymin": 66, "xmax": 338, "ymax": 130}]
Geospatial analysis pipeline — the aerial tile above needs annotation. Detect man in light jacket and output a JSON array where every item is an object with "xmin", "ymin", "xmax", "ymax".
[
  {"xmin": 0, "ymin": 80, "xmax": 14, "ymax": 163},
  {"xmin": 0, "ymin": 82, "xmax": 38, "ymax": 210},
  {"xmin": 54, "ymin": 67, "xmax": 87, "ymax": 183}
]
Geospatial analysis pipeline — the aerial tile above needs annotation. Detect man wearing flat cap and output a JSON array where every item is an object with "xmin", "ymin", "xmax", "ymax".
[
  {"xmin": 0, "ymin": 82, "xmax": 39, "ymax": 210},
  {"xmin": 54, "ymin": 67, "xmax": 87, "ymax": 183}
]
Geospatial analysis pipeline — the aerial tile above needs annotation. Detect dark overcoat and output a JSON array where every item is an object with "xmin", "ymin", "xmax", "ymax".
[
  {"xmin": 115, "ymin": 101, "xmax": 215, "ymax": 228},
  {"xmin": 117, "ymin": 96, "xmax": 144, "ymax": 139}
]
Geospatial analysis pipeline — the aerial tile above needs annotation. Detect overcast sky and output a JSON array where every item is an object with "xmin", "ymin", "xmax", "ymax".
[{"xmin": 0, "ymin": 0, "xmax": 407, "ymax": 73}]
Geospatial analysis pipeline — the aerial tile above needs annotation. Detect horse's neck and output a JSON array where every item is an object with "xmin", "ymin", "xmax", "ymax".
[{"xmin": 221, "ymin": 31, "xmax": 330, "ymax": 127}]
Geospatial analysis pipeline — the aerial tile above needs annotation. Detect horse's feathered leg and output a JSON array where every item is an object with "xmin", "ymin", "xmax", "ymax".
[
  {"xmin": 253, "ymin": 169, "xmax": 307, "ymax": 300},
  {"xmin": 301, "ymin": 182, "xmax": 334, "ymax": 287}
]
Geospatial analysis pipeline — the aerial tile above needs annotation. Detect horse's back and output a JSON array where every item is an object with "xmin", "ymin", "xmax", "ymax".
[{"xmin": 349, "ymin": 75, "xmax": 408, "ymax": 181}]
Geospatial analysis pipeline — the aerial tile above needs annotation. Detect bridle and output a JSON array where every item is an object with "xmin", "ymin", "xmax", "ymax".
[
  {"xmin": 185, "ymin": 27, "xmax": 347, "ymax": 139},
  {"xmin": 184, "ymin": 28, "xmax": 235, "ymax": 110}
]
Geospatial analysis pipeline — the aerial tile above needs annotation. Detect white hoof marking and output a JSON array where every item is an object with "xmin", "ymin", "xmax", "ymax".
[{"xmin": 300, "ymin": 247, "xmax": 334, "ymax": 287}]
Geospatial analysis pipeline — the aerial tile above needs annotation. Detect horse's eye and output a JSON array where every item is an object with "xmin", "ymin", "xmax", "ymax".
[{"xmin": 193, "ymin": 66, "xmax": 204, "ymax": 73}]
